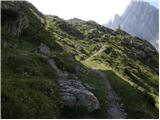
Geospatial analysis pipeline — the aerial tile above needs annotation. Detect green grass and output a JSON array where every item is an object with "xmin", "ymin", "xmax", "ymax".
[
  {"xmin": 1, "ymin": 30, "xmax": 61, "ymax": 118},
  {"xmin": 1, "ymin": 50, "xmax": 61, "ymax": 118},
  {"xmin": 1, "ymin": 48, "xmax": 60, "ymax": 118},
  {"xmin": 2, "ymin": 76, "xmax": 60, "ymax": 118},
  {"xmin": 105, "ymin": 70, "xmax": 159, "ymax": 119}
]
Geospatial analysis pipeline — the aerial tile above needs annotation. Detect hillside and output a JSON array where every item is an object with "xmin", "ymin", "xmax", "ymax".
[
  {"xmin": 105, "ymin": 1, "xmax": 159, "ymax": 50},
  {"xmin": 1, "ymin": 1, "xmax": 159, "ymax": 119}
]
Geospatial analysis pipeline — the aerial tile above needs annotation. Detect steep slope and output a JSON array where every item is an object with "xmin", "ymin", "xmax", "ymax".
[
  {"xmin": 1, "ymin": 1, "xmax": 108, "ymax": 118},
  {"xmin": 1, "ymin": 1, "xmax": 60, "ymax": 118},
  {"xmin": 105, "ymin": 1, "xmax": 159, "ymax": 50},
  {"xmin": 1, "ymin": 1, "xmax": 159, "ymax": 119}
]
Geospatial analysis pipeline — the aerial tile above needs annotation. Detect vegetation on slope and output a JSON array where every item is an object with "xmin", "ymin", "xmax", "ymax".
[
  {"xmin": 106, "ymin": 70, "xmax": 158, "ymax": 118},
  {"xmin": 62, "ymin": 18, "xmax": 159, "ymax": 118},
  {"xmin": 1, "ymin": 1, "xmax": 108, "ymax": 118},
  {"xmin": 1, "ymin": 29, "xmax": 60, "ymax": 118},
  {"xmin": 1, "ymin": 1, "xmax": 159, "ymax": 119}
]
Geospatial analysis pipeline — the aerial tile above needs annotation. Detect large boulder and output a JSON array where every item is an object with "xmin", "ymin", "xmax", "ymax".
[{"xmin": 58, "ymin": 79, "xmax": 100, "ymax": 112}]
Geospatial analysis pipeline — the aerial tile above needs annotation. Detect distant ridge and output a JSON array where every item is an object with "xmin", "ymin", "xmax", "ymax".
[{"xmin": 105, "ymin": 1, "xmax": 159, "ymax": 50}]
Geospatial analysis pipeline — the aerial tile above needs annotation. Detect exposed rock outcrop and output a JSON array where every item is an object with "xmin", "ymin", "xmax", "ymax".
[
  {"xmin": 47, "ymin": 58, "xmax": 100, "ymax": 112},
  {"xmin": 58, "ymin": 79, "xmax": 100, "ymax": 112},
  {"xmin": 1, "ymin": 1, "xmax": 20, "ymax": 11},
  {"xmin": 1, "ymin": 1, "xmax": 29, "ymax": 36}
]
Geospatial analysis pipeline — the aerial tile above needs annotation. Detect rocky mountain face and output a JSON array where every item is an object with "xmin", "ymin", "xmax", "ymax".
[
  {"xmin": 2, "ymin": 1, "xmax": 29, "ymax": 36},
  {"xmin": 1, "ymin": 1, "xmax": 159, "ymax": 119},
  {"xmin": 106, "ymin": 1, "xmax": 159, "ymax": 50}
]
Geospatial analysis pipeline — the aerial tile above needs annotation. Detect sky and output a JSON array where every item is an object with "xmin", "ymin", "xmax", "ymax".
[{"xmin": 28, "ymin": 0, "xmax": 158, "ymax": 25}]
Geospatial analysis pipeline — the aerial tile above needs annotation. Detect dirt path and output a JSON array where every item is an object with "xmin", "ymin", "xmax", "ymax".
[
  {"xmin": 85, "ymin": 45, "xmax": 107, "ymax": 61},
  {"xmin": 96, "ymin": 71, "xmax": 126, "ymax": 119},
  {"xmin": 49, "ymin": 58, "xmax": 126, "ymax": 118}
]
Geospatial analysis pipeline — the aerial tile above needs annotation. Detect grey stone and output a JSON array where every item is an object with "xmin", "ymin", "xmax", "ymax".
[
  {"xmin": 58, "ymin": 79, "xmax": 100, "ymax": 112},
  {"xmin": 137, "ymin": 51, "xmax": 146, "ymax": 58},
  {"xmin": 75, "ymin": 66, "xmax": 87, "ymax": 73},
  {"xmin": 48, "ymin": 59, "xmax": 68, "ymax": 79},
  {"xmin": 39, "ymin": 43, "xmax": 50, "ymax": 55}
]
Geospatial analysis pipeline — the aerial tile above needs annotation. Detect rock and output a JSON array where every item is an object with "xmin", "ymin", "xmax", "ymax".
[
  {"xmin": 2, "ymin": 1, "xmax": 29, "ymax": 36},
  {"xmin": 95, "ymin": 43, "xmax": 102, "ymax": 50},
  {"xmin": 121, "ymin": 103, "xmax": 123, "ymax": 106},
  {"xmin": 137, "ymin": 51, "xmax": 146, "ymax": 58},
  {"xmin": 75, "ymin": 66, "xmax": 87, "ymax": 73},
  {"xmin": 1, "ymin": 1, "xmax": 20, "ymax": 12},
  {"xmin": 39, "ymin": 43, "xmax": 50, "ymax": 55},
  {"xmin": 121, "ymin": 39, "xmax": 134, "ymax": 46},
  {"xmin": 104, "ymin": 47, "xmax": 112, "ymax": 54},
  {"xmin": 67, "ymin": 73, "xmax": 79, "ymax": 80},
  {"xmin": 70, "ymin": 51, "xmax": 78, "ymax": 56},
  {"xmin": 58, "ymin": 79, "xmax": 100, "ymax": 112},
  {"xmin": 48, "ymin": 59, "xmax": 68, "ymax": 79},
  {"xmin": 88, "ymin": 29, "xmax": 101, "ymax": 38}
]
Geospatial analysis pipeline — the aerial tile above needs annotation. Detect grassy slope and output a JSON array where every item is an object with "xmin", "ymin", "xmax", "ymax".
[
  {"xmin": 106, "ymin": 70, "xmax": 158, "ymax": 118},
  {"xmin": 57, "ymin": 19, "xmax": 159, "ymax": 118},
  {"xmin": 1, "ymin": 1, "xmax": 159, "ymax": 119},
  {"xmin": 1, "ymin": 1, "xmax": 108, "ymax": 118},
  {"xmin": 82, "ymin": 59, "xmax": 159, "ymax": 118},
  {"xmin": 1, "ymin": 2, "xmax": 61, "ymax": 118},
  {"xmin": 1, "ymin": 30, "xmax": 60, "ymax": 118},
  {"xmin": 44, "ymin": 16, "xmax": 159, "ymax": 118}
]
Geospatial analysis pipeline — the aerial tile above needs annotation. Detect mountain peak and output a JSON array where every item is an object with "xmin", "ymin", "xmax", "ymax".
[
  {"xmin": 130, "ymin": 0, "xmax": 159, "ymax": 9},
  {"xmin": 105, "ymin": 0, "xmax": 159, "ymax": 50}
]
